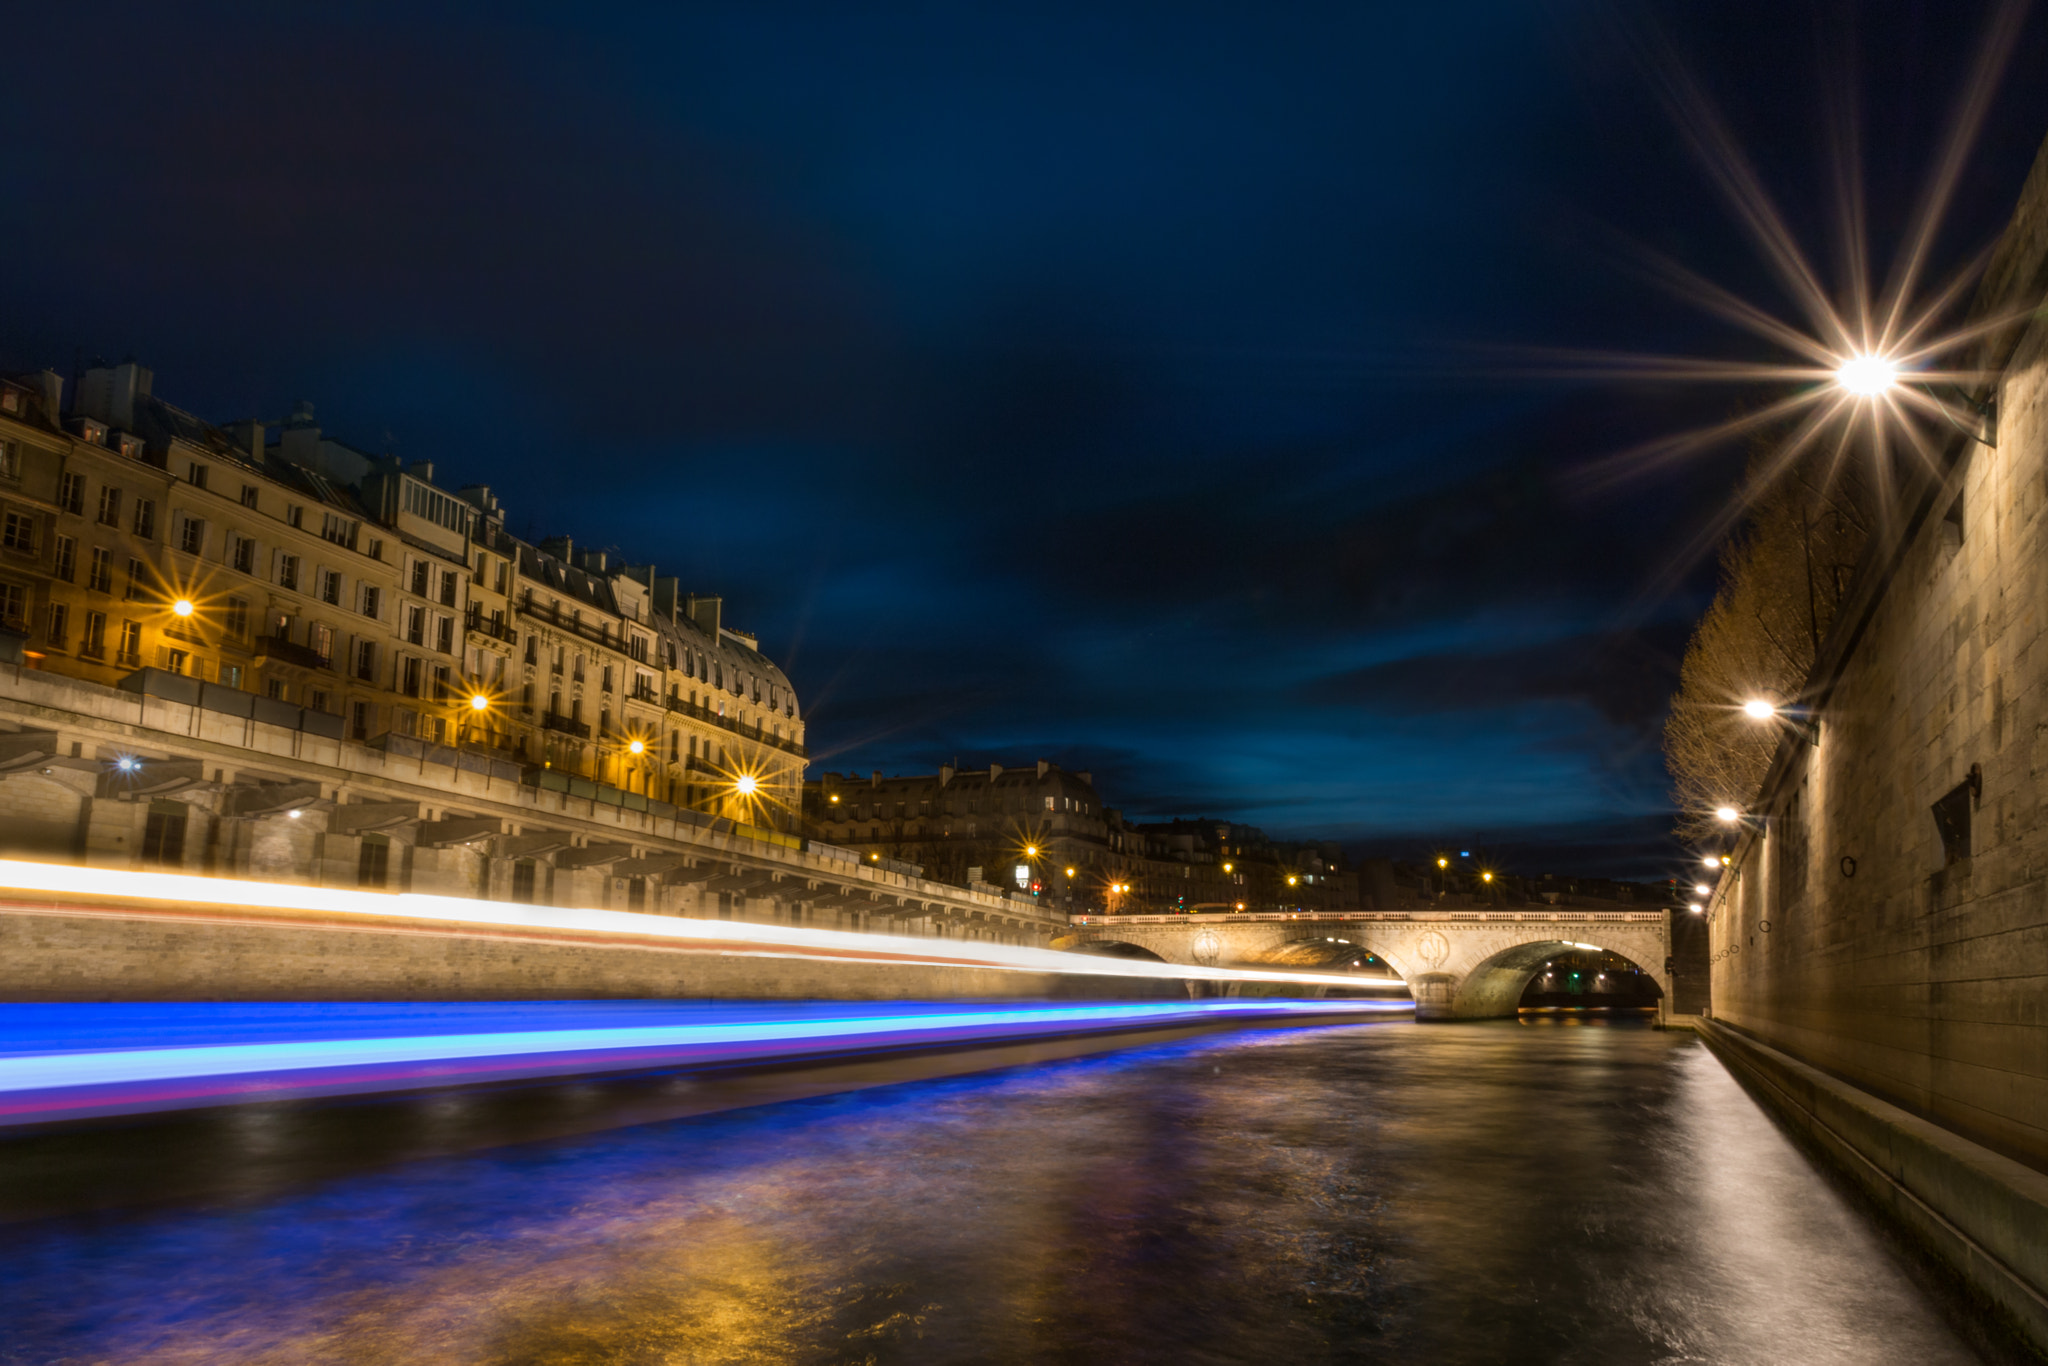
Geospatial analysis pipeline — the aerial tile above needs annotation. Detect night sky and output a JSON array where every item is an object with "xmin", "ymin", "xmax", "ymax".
[{"xmin": 5, "ymin": 2, "xmax": 2046, "ymax": 878}]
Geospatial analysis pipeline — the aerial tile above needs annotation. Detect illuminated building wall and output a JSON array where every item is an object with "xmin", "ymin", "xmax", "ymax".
[{"xmin": 0, "ymin": 361, "xmax": 804, "ymax": 829}]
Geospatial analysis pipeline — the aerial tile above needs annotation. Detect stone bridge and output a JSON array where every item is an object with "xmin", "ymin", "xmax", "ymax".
[{"xmin": 1064, "ymin": 909, "xmax": 1674, "ymax": 1020}]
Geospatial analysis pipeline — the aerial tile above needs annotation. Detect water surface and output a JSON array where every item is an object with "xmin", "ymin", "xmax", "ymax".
[{"xmin": 0, "ymin": 1016, "xmax": 2015, "ymax": 1364}]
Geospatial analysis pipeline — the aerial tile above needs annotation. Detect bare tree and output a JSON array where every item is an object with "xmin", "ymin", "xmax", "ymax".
[{"xmin": 1665, "ymin": 445, "xmax": 1872, "ymax": 841}]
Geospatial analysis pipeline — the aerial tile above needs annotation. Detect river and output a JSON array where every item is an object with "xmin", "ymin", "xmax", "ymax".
[{"xmin": 0, "ymin": 1014, "xmax": 2023, "ymax": 1364}]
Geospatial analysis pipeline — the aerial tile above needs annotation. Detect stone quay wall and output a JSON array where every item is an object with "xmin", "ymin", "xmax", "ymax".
[
  {"xmin": 1706, "ymin": 134, "xmax": 2048, "ymax": 1174},
  {"xmin": 0, "ymin": 666, "xmax": 1066, "ymax": 957}
]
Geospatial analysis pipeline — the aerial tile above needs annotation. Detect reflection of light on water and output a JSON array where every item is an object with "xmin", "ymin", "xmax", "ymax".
[{"xmin": 0, "ymin": 1023, "xmax": 1992, "ymax": 1363}]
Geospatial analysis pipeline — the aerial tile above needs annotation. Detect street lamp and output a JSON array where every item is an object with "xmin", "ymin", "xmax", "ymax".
[
  {"xmin": 734, "ymin": 774, "xmax": 758, "ymax": 795},
  {"xmin": 1715, "ymin": 806, "xmax": 1741, "ymax": 824},
  {"xmin": 468, "ymin": 693, "xmax": 490, "ymax": 713},
  {"xmin": 1481, "ymin": 871, "xmax": 1494, "ymax": 884},
  {"xmin": 628, "ymin": 738, "xmax": 645, "ymax": 755},
  {"xmin": 1694, "ymin": 883, "xmax": 1712, "ymax": 896},
  {"xmin": 1835, "ymin": 355, "xmax": 1898, "ymax": 397},
  {"xmin": 1742, "ymin": 697, "xmax": 1819, "ymax": 744},
  {"xmin": 170, "ymin": 598, "xmax": 195, "ymax": 618}
]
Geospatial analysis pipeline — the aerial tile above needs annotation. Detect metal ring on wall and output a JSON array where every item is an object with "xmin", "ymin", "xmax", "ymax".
[
  {"xmin": 1840, "ymin": 855, "xmax": 1857, "ymax": 878},
  {"xmin": 1759, "ymin": 920, "xmax": 1772, "ymax": 933}
]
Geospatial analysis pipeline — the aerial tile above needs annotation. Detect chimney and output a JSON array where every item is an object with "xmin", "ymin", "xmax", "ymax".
[
  {"xmin": 540, "ymin": 536, "xmax": 573, "ymax": 563},
  {"xmin": 226, "ymin": 419, "xmax": 267, "ymax": 462},
  {"xmin": 939, "ymin": 764, "xmax": 955, "ymax": 786},
  {"xmin": 1037, "ymin": 759, "xmax": 1050, "ymax": 778},
  {"xmin": 1076, "ymin": 772, "xmax": 1092, "ymax": 787},
  {"xmin": 652, "ymin": 576, "xmax": 681, "ymax": 619},
  {"xmin": 74, "ymin": 360, "xmax": 152, "ymax": 430},
  {"xmin": 687, "ymin": 593, "xmax": 722, "ymax": 640},
  {"xmin": 407, "ymin": 458, "xmax": 435, "ymax": 483},
  {"xmin": 34, "ymin": 370, "xmax": 62, "ymax": 421},
  {"xmin": 989, "ymin": 764, "xmax": 1003, "ymax": 781},
  {"xmin": 871, "ymin": 770, "xmax": 881, "ymax": 788}
]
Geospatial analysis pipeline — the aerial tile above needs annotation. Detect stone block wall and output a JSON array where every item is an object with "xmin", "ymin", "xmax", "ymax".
[{"xmin": 1708, "ymin": 149, "xmax": 2048, "ymax": 1171}]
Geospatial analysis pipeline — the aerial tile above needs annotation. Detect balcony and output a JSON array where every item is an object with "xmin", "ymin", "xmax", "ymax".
[
  {"xmin": 465, "ymin": 602, "xmax": 518, "ymax": 645},
  {"xmin": 661, "ymin": 691, "xmax": 808, "ymax": 758},
  {"xmin": 253, "ymin": 635, "xmax": 331, "ymax": 671},
  {"xmin": 540, "ymin": 712, "xmax": 590, "ymax": 739}
]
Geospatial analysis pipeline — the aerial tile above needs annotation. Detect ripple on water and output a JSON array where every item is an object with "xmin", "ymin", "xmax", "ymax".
[{"xmin": 0, "ymin": 1019, "xmax": 2016, "ymax": 1365}]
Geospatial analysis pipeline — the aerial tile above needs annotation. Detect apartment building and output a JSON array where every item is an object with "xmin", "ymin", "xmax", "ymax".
[{"xmin": 0, "ymin": 360, "xmax": 807, "ymax": 830}]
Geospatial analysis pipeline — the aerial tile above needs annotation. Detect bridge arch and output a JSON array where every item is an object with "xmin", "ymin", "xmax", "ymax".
[{"xmin": 1450, "ymin": 939, "xmax": 1666, "ymax": 1018}]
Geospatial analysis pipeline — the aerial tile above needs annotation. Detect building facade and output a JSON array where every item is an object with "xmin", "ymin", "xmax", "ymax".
[
  {"xmin": 0, "ymin": 362, "xmax": 805, "ymax": 831},
  {"xmin": 802, "ymin": 763, "xmax": 1359, "ymax": 915}
]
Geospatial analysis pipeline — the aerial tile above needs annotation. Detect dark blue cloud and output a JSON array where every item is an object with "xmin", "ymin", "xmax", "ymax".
[{"xmin": 3, "ymin": 0, "xmax": 2045, "ymax": 877}]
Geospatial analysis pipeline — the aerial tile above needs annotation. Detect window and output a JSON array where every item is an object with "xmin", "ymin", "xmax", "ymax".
[
  {"xmin": 432, "ymin": 664, "xmax": 451, "ymax": 699},
  {"xmin": 405, "ymin": 604, "xmax": 424, "ymax": 645},
  {"xmin": 186, "ymin": 463, "xmax": 209, "ymax": 490},
  {"xmin": 0, "ymin": 441, "xmax": 16, "ymax": 479},
  {"xmin": 0, "ymin": 582, "xmax": 22, "ymax": 628},
  {"xmin": 320, "ymin": 569, "xmax": 342, "ymax": 605},
  {"xmin": 310, "ymin": 688, "xmax": 329, "ymax": 713},
  {"xmin": 411, "ymin": 560, "xmax": 429, "ymax": 596},
  {"xmin": 131, "ymin": 499, "xmax": 155, "ymax": 539},
  {"xmin": 311, "ymin": 623, "xmax": 333, "ymax": 664},
  {"xmin": 402, "ymin": 656, "xmax": 422, "ymax": 696},
  {"xmin": 82, "ymin": 611, "xmax": 106, "ymax": 658},
  {"xmin": 436, "ymin": 614, "xmax": 454, "ymax": 654},
  {"xmin": 240, "ymin": 484, "xmax": 259, "ymax": 509},
  {"xmin": 354, "ymin": 639, "xmax": 377, "ymax": 681},
  {"xmin": 270, "ymin": 610, "xmax": 293, "ymax": 641},
  {"xmin": 232, "ymin": 535, "xmax": 254, "ymax": 573},
  {"xmin": 287, "ymin": 504, "xmax": 304, "ymax": 529},
  {"xmin": 277, "ymin": 553, "xmax": 299, "ymax": 590},
  {"xmin": 494, "ymin": 560, "xmax": 508, "ymax": 593},
  {"xmin": 321, "ymin": 513, "xmax": 355, "ymax": 547},
  {"xmin": 125, "ymin": 558, "xmax": 145, "ymax": 600},
  {"xmin": 2, "ymin": 511, "xmax": 35, "ymax": 552},
  {"xmin": 358, "ymin": 833, "xmax": 390, "ymax": 888},
  {"xmin": 143, "ymin": 801, "xmax": 188, "ymax": 866},
  {"xmin": 117, "ymin": 619, "xmax": 141, "ymax": 664},
  {"xmin": 52, "ymin": 535, "xmax": 75, "ymax": 581},
  {"xmin": 602, "ymin": 664, "xmax": 614, "ymax": 693},
  {"xmin": 87, "ymin": 546, "xmax": 112, "ymax": 592},
  {"xmin": 225, "ymin": 596, "xmax": 248, "ymax": 639},
  {"xmin": 221, "ymin": 664, "xmax": 242, "ymax": 690},
  {"xmin": 366, "ymin": 537, "xmax": 384, "ymax": 560},
  {"xmin": 46, "ymin": 602, "xmax": 67, "ymax": 647},
  {"xmin": 351, "ymin": 700, "xmax": 371, "ymax": 740},
  {"xmin": 165, "ymin": 648, "xmax": 189, "ymax": 675},
  {"xmin": 439, "ymin": 569, "xmax": 457, "ymax": 607},
  {"xmin": 524, "ymin": 635, "xmax": 537, "ymax": 665},
  {"xmin": 57, "ymin": 472, "xmax": 84, "ymax": 514},
  {"xmin": 96, "ymin": 486, "xmax": 121, "ymax": 526},
  {"xmin": 360, "ymin": 585, "xmax": 381, "ymax": 618},
  {"xmin": 179, "ymin": 517, "xmax": 205, "ymax": 555},
  {"xmin": 1045, "ymin": 796, "xmax": 1055, "ymax": 811}
]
